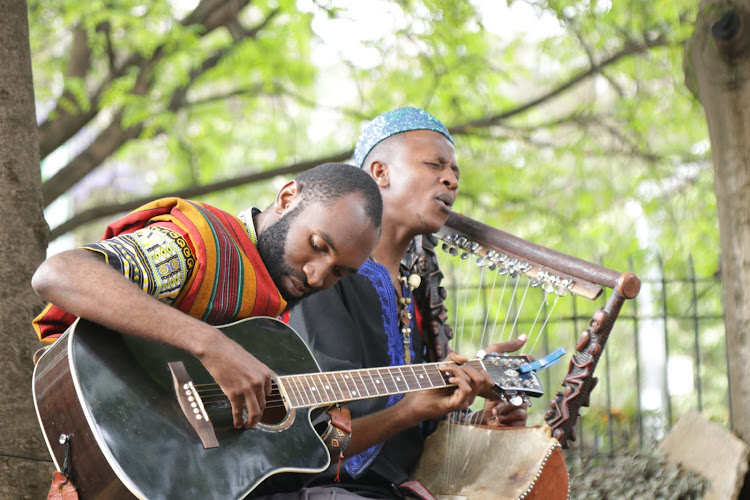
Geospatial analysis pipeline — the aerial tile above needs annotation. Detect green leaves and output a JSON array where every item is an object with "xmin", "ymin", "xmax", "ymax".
[{"xmin": 30, "ymin": 0, "xmax": 715, "ymax": 272}]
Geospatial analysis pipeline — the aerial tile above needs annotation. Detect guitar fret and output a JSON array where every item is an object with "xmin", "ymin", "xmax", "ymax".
[
  {"xmin": 367, "ymin": 368, "xmax": 384, "ymax": 395},
  {"xmin": 282, "ymin": 377, "xmax": 301, "ymax": 408},
  {"xmin": 326, "ymin": 372, "xmax": 346, "ymax": 401},
  {"xmin": 314, "ymin": 373, "xmax": 332, "ymax": 404},
  {"xmin": 356, "ymin": 371, "xmax": 371, "ymax": 398},
  {"xmin": 426, "ymin": 364, "xmax": 448, "ymax": 387},
  {"xmin": 411, "ymin": 365, "xmax": 432, "ymax": 389},
  {"xmin": 409, "ymin": 365, "xmax": 431, "ymax": 389},
  {"xmin": 401, "ymin": 366, "xmax": 420, "ymax": 391},
  {"xmin": 378, "ymin": 367, "xmax": 398, "ymax": 394},
  {"xmin": 341, "ymin": 371, "xmax": 360, "ymax": 399},
  {"xmin": 319, "ymin": 373, "xmax": 334, "ymax": 401},
  {"xmin": 292, "ymin": 375, "xmax": 310, "ymax": 406},
  {"xmin": 389, "ymin": 367, "xmax": 409, "ymax": 393},
  {"xmin": 289, "ymin": 375, "xmax": 305, "ymax": 407},
  {"xmin": 304, "ymin": 374, "xmax": 323, "ymax": 405},
  {"xmin": 406, "ymin": 365, "xmax": 423, "ymax": 389},
  {"xmin": 335, "ymin": 372, "xmax": 349, "ymax": 401}
]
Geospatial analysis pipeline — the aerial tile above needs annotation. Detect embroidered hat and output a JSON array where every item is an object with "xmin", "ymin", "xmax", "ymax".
[{"xmin": 353, "ymin": 106, "xmax": 453, "ymax": 168}]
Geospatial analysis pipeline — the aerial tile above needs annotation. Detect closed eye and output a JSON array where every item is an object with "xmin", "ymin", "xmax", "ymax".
[{"xmin": 311, "ymin": 236, "xmax": 329, "ymax": 254}]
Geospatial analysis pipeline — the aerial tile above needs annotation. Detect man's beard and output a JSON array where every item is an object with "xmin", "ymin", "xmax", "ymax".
[{"xmin": 256, "ymin": 205, "xmax": 318, "ymax": 309}]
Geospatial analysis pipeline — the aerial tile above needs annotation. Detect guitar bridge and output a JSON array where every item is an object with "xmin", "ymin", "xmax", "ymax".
[{"xmin": 168, "ymin": 361, "xmax": 220, "ymax": 449}]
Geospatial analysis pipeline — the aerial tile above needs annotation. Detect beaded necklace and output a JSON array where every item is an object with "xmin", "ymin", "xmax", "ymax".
[{"xmin": 397, "ymin": 271, "xmax": 421, "ymax": 364}]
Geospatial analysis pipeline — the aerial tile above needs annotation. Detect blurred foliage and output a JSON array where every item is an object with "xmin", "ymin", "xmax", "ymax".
[
  {"xmin": 568, "ymin": 450, "xmax": 709, "ymax": 499},
  {"xmin": 30, "ymin": 0, "xmax": 713, "ymax": 266}
]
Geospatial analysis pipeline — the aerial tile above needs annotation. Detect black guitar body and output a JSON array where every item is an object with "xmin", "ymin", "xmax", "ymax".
[{"xmin": 33, "ymin": 317, "xmax": 331, "ymax": 500}]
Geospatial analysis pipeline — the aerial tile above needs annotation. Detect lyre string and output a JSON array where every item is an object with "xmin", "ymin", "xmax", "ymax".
[
  {"xmin": 499, "ymin": 276, "xmax": 521, "ymax": 343},
  {"xmin": 528, "ymin": 293, "xmax": 560, "ymax": 355},
  {"xmin": 455, "ymin": 255, "xmax": 469, "ymax": 355},
  {"xmin": 469, "ymin": 263, "xmax": 487, "ymax": 349},
  {"xmin": 443, "ymin": 246, "xmax": 562, "ymax": 361},
  {"xmin": 506, "ymin": 279, "xmax": 532, "ymax": 343},
  {"xmin": 478, "ymin": 269, "xmax": 500, "ymax": 349},
  {"xmin": 489, "ymin": 273, "xmax": 510, "ymax": 344}
]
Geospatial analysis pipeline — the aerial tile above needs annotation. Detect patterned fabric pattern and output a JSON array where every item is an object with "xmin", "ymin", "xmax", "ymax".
[
  {"xmin": 33, "ymin": 197, "xmax": 286, "ymax": 342},
  {"xmin": 353, "ymin": 106, "xmax": 453, "ymax": 168},
  {"xmin": 83, "ymin": 226, "xmax": 195, "ymax": 306}
]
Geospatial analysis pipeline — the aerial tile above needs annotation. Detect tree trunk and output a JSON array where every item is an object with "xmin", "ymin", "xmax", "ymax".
[
  {"xmin": 0, "ymin": 0, "xmax": 55, "ymax": 497},
  {"xmin": 685, "ymin": 0, "xmax": 750, "ymax": 442}
]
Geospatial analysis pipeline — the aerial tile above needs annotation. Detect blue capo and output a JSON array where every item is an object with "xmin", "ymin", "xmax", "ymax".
[{"xmin": 518, "ymin": 347, "xmax": 566, "ymax": 374}]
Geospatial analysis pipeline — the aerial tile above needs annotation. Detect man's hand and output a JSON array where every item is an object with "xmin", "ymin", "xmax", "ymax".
[
  {"xmin": 483, "ymin": 398, "xmax": 528, "ymax": 427},
  {"xmin": 481, "ymin": 333, "xmax": 530, "ymax": 427},
  {"xmin": 400, "ymin": 350, "xmax": 495, "ymax": 422},
  {"xmin": 197, "ymin": 331, "xmax": 273, "ymax": 429},
  {"xmin": 31, "ymin": 249, "xmax": 274, "ymax": 430},
  {"xmin": 484, "ymin": 333, "xmax": 528, "ymax": 357}
]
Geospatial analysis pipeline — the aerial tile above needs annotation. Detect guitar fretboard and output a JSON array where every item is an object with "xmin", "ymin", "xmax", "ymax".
[{"xmin": 278, "ymin": 360, "xmax": 485, "ymax": 408}]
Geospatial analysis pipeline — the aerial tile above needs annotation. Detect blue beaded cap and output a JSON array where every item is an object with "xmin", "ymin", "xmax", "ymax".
[{"xmin": 353, "ymin": 106, "xmax": 453, "ymax": 168}]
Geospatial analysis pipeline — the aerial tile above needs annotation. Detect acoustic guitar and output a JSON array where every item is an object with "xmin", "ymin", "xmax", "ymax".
[{"xmin": 33, "ymin": 316, "xmax": 543, "ymax": 499}]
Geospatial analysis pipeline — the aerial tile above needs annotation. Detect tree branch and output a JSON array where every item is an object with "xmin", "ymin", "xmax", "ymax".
[
  {"xmin": 37, "ymin": 0, "xmax": 251, "ymax": 159},
  {"xmin": 49, "ymin": 150, "xmax": 353, "ymax": 241},
  {"xmin": 169, "ymin": 9, "xmax": 280, "ymax": 111},
  {"xmin": 42, "ymin": 1, "xmax": 260, "ymax": 205},
  {"xmin": 42, "ymin": 112, "xmax": 143, "ymax": 207},
  {"xmin": 448, "ymin": 35, "xmax": 680, "ymax": 134},
  {"xmin": 48, "ymin": 31, "xmax": 681, "ymax": 238}
]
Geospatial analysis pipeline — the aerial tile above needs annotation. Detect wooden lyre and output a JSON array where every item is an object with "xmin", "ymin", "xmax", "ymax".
[{"xmin": 405, "ymin": 212, "xmax": 641, "ymax": 500}]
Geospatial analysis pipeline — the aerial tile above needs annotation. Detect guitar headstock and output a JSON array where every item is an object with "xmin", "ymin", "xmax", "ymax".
[{"xmin": 479, "ymin": 353, "xmax": 544, "ymax": 404}]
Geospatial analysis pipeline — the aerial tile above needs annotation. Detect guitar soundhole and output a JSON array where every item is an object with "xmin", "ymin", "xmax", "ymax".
[
  {"xmin": 260, "ymin": 404, "xmax": 289, "ymax": 426},
  {"xmin": 257, "ymin": 386, "xmax": 292, "ymax": 429}
]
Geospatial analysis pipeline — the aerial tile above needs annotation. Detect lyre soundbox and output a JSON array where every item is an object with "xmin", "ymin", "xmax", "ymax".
[
  {"xmin": 33, "ymin": 316, "xmax": 549, "ymax": 499},
  {"xmin": 407, "ymin": 212, "xmax": 640, "ymax": 499}
]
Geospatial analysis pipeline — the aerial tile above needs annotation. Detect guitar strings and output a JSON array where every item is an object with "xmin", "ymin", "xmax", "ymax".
[{"xmin": 190, "ymin": 360, "xmax": 488, "ymax": 412}]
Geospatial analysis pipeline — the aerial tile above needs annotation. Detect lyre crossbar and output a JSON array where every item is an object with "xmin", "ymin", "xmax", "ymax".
[{"xmin": 405, "ymin": 212, "xmax": 641, "ymax": 449}]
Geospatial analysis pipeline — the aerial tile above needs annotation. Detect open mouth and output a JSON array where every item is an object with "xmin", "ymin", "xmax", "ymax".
[{"xmin": 436, "ymin": 193, "xmax": 455, "ymax": 211}]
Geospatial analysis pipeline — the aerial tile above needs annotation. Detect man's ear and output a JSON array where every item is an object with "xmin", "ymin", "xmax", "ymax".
[
  {"xmin": 369, "ymin": 161, "xmax": 390, "ymax": 188},
  {"xmin": 273, "ymin": 180, "xmax": 301, "ymax": 214}
]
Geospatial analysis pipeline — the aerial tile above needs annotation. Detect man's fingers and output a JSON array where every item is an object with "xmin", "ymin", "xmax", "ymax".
[
  {"xmin": 485, "ymin": 334, "xmax": 528, "ymax": 354},
  {"xmin": 230, "ymin": 396, "xmax": 245, "ymax": 429},
  {"xmin": 496, "ymin": 408, "xmax": 527, "ymax": 426},
  {"xmin": 244, "ymin": 396, "xmax": 262, "ymax": 429},
  {"xmin": 445, "ymin": 351, "xmax": 468, "ymax": 364}
]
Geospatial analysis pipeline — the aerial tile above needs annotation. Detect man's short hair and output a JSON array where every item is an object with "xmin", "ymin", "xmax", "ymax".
[{"xmin": 295, "ymin": 162, "xmax": 383, "ymax": 229}]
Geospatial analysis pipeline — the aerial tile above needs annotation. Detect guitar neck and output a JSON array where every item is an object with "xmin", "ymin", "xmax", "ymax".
[{"xmin": 278, "ymin": 360, "xmax": 485, "ymax": 409}]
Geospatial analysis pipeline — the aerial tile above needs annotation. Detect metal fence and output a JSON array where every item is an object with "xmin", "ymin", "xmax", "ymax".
[{"xmin": 441, "ymin": 254, "xmax": 728, "ymax": 460}]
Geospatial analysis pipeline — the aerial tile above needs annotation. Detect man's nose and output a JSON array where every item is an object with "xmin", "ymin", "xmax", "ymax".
[
  {"xmin": 442, "ymin": 171, "xmax": 458, "ymax": 189},
  {"xmin": 303, "ymin": 262, "xmax": 329, "ymax": 289}
]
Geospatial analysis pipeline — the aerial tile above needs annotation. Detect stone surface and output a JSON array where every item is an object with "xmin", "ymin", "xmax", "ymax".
[{"xmin": 660, "ymin": 410, "xmax": 749, "ymax": 500}]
